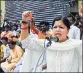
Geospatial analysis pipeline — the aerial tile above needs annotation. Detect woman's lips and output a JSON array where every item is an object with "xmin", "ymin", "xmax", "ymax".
[{"xmin": 54, "ymin": 33, "xmax": 61, "ymax": 36}]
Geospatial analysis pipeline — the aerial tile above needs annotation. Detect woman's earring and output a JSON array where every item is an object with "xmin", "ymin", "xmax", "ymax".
[{"xmin": 67, "ymin": 36, "xmax": 69, "ymax": 39}]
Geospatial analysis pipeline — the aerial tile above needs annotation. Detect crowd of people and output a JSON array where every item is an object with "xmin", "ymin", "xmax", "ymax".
[{"xmin": 0, "ymin": 11, "xmax": 82, "ymax": 72}]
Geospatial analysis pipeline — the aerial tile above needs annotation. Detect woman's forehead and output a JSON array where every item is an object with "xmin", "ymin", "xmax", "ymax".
[{"xmin": 54, "ymin": 20, "xmax": 65, "ymax": 26}]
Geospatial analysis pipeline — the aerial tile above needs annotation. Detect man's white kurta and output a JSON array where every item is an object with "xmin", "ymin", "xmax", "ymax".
[
  {"xmin": 20, "ymin": 35, "xmax": 82, "ymax": 72},
  {"xmin": 68, "ymin": 25, "xmax": 80, "ymax": 39}
]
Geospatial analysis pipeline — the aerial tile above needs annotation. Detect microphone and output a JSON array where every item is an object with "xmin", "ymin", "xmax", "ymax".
[
  {"xmin": 45, "ymin": 36, "xmax": 59, "ymax": 47},
  {"xmin": 45, "ymin": 36, "xmax": 59, "ymax": 42}
]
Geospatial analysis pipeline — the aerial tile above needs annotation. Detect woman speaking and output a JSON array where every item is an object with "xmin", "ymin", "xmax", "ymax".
[{"xmin": 20, "ymin": 11, "xmax": 82, "ymax": 72}]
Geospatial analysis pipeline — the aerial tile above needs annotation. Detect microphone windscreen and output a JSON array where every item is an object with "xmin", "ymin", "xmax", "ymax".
[
  {"xmin": 50, "ymin": 36, "xmax": 59, "ymax": 42},
  {"xmin": 45, "ymin": 36, "xmax": 59, "ymax": 42}
]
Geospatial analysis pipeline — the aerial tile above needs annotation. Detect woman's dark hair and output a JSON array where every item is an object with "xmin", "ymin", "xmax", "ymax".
[{"xmin": 52, "ymin": 16, "xmax": 70, "ymax": 30}]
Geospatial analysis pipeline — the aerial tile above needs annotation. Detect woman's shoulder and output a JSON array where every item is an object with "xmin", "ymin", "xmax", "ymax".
[
  {"xmin": 47, "ymin": 39, "xmax": 82, "ymax": 51},
  {"xmin": 62, "ymin": 39, "xmax": 82, "ymax": 48},
  {"xmin": 68, "ymin": 39, "xmax": 82, "ymax": 45}
]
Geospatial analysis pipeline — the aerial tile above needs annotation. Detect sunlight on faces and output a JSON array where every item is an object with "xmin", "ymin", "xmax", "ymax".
[{"xmin": 52, "ymin": 20, "xmax": 69, "ymax": 42}]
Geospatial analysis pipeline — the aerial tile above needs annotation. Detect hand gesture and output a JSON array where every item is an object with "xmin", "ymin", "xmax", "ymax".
[{"xmin": 22, "ymin": 11, "xmax": 32, "ymax": 24}]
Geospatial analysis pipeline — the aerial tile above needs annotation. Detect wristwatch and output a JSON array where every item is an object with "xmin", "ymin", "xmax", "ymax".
[
  {"xmin": 20, "ymin": 19, "xmax": 32, "ymax": 25},
  {"xmin": 22, "ymin": 21, "xmax": 27, "ymax": 24}
]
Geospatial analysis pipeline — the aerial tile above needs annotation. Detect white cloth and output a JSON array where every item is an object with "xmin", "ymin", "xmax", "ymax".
[
  {"xmin": 20, "ymin": 36, "xmax": 82, "ymax": 72},
  {"xmin": 29, "ymin": 32, "xmax": 38, "ymax": 39},
  {"xmin": 20, "ymin": 36, "xmax": 44, "ymax": 72},
  {"xmin": 3, "ymin": 44, "xmax": 10, "ymax": 58},
  {"xmin": 46, "ymin": 39, "xmax": 82, "ymax": 72},
  {"xmin": 68, "ymin": 25, "xmax": 80, "ymax": 39}
]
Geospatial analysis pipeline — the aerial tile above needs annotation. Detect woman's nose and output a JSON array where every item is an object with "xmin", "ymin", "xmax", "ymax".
[{"xmin": 56, "ymin": 27, "xmax": 60, "ymax": 31}]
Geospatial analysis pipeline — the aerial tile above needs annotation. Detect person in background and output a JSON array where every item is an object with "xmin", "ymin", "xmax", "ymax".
[
  {"xmin": 12, "ymin": 25, "xmax": 18, "ymax": 36},
  {"xmin": 67, "ymin": 16, "xmax": 80, "ymax": 39},
  {"xmin": 20, "ymin": 11, "xmax": 82, "ymax": 72},
  {"xmin": 1, "ymin": 40, "xmax": 24, "ymax": 72},
  {"xmin": 0, "ymin": 37, "xmax": 10, "ymax": 63},
  {"xmin": 0, "ymin": 40, "xmax": 4, "ymax": 59},
  {"xmin": 29, "ymin": 19, "xmax": 51, "ymax": 39},
  {"xmin": 16, "ymin": 29, "xmax": 21, "ymax": 41},
  {"xmin": 1, "ymin": 25, "xmax": 14, "ymax": 41}
]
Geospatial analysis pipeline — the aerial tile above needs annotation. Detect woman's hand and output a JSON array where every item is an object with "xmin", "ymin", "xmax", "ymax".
[
  {"xmin": 20, "ymin": 11, "xmax": 33, "ymax": 40},
  {"xmin": 22, "ymin": 11, "xmax": 32, "ymax": 25}
]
